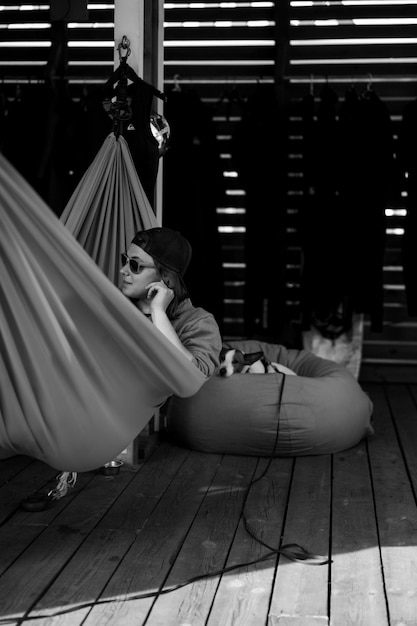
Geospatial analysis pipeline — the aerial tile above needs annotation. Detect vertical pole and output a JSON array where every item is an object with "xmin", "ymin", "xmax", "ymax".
[
  {"xmin": 114, "ymin": 0, "xmax": 164, "ymax": 223},
  {"xmin": 114, "ymin": 0, "xmax": 144, "ymax": 75},
  {"xmin": 113, "ymin": 0, "xmax": 165, "ymax": 460},
  {"xmin": 274, "ymin": 0, "xmax": 290, "ymax": 86},
  {"xmin": 274, "ymin": 0, "xmax": 290, "ymax": 115},
  {"xmin": 147, "ymin": 0, "xmax": 165, "ymax": 225},
  {"xmin": 154, "ymin": 0, "xmax": 164, "ymax": 224}
]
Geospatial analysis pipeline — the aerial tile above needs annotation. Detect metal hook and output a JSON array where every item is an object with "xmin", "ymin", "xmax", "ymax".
[{"xmin": 117, "ymin": 36, "xmax": 131, "ymax": 62}]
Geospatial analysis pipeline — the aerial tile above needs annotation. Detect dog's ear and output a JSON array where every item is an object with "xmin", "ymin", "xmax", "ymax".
[{"xmin": 243, "ymin": 351, "xmax": 264, "ymax": 365}]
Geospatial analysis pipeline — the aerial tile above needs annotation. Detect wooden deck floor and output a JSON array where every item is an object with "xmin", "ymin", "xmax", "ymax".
[{"xmin": 1, "ymin": 381, "xmax": 417, "ymax": 625}]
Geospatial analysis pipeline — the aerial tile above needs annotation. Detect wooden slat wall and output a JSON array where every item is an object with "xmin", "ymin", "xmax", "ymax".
[
  {"xmin": 0, "ymin": 2, "xmax": 114, "ymax": 89},
  {"xmin": 1, "ymin": 1, "xmax": 416, "ymax": 366},
  {"xmin": 165, "ymin": 0, "xmax": 417, "ymax": 365},
  {"xmin": 164, "ymin": 1, "xmax": 277, "ymax": 339},
  {"xmin": 286, "ymin": 0, "xmax": 417, "ymax": 367}
]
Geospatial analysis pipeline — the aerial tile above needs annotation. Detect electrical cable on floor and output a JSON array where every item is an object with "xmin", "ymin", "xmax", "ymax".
[{"xmin": 2, "ymin": 374, "xmax": 329, "ymax": 624}]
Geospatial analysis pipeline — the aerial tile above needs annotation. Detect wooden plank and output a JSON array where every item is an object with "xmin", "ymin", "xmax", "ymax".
[
  {"xmin": 364, "ymin": 323, "xmax": 417, "ymax": 343},
  {"xmin": 0, "ymin": 455, "xmax": 34, "ymax": 485},
  {"xmin": 269, "ymin": 455, "xmax": 331, "ymax": 625},
  {"xmin": 0, "ymin": 466, "xmax": 139, "ymax": 619},
  {"xmin": 13, "ymin": 471, "xmax": 98, "ymax": 529},
  {"xmin": 0, "ymin": 524, "xmax": 43, "ymax": 578},
  {"xmin": 269, "ymin": 617, "xmax": 327, "ymax": 625},
  {"xmin": 80, "ymin": 451, "xmax": 224, "ymax": 625},
  {"xmin": 155, "ymin": 457, "xmax": 293, "ymax": 626},
  {"xmin": 206, "ymin": 459, "xmax": 294, "ymax": 626},
  {"xmin": 365, "ymin": 383, "xmax": 417, "ymax": 625},
  {"xmin": 384, "ymin": 384, "xmax": 417, "ymax": 492},
  {"xmin": 45, "ymin": 463, "xmax": 144, "ymax": 532},
  {"xmin": 0, "ymin": 525, "xmax": 90, "ymax": 621},
  {"xmin": 409, "ymin": 384, "xmax": 417, "ymax": 409},
  {"xmin": 290, "ymin": 4, "xmax": 417, "ymax": 20},
  {"xmin": 363, "ymin": 340, "xmax": 417, "ymax": 361},
  {"xmin": 291, "ymin": 25, "xmax": 417, "ymax": 41},
  {"xmin": 0, "ymin": 460, "xmax": 61, "ymax": 525},
  {"xmin": 23, "ymin": 529, "xmax": 135, "ymax": 626},
  {"xmin": 330, "ymin": 441, "xmax": 388, "ymax": 626},
  {"xmin": 166, "ymin": 5, "xmax": 274, "ymax": 22},
  {"xmin": 145, "ymin": 454, "xmax": 265, "ymax": 625},
  {"xmin": 97, "ymin": 441, "xmax": 190, "ymax": 531},
  {"xmin": 0, "ymin": 443, "xmax": 189, "ymax": 623}
]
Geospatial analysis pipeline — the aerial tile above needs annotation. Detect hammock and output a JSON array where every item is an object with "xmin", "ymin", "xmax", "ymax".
[
  {"xmin": 60, "ymin": 132, "xmax": 159, "ymax": 286},
  {"xmin": 0, "ymin": 151, "xmax": 206, "ymax": 472}
]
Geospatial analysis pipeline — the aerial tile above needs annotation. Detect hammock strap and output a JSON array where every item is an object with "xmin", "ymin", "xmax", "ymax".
[{"xmin": 108, "ymin": 56, "xmax": 132, "ymax": 139}]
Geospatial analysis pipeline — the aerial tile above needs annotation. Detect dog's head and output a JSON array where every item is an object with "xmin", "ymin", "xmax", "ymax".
[{"xmin": 218, "ymin": 348, "xmax": 264, "ymax": 377}]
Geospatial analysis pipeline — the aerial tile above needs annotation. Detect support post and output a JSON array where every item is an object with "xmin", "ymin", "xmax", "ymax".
[
  {"xmin": 114, "ymin": 0, "xmax": 144, "ymax": 76},
  {"xmin": 114, "ymin": 0, "xmax": 164, "ymax": 222},
  {"xmin": 144, "ymin": 0, "xmax": 165, "ymax": 224},
  {"xmin": 113, "ymin": 0, "xmax": 164, "ymax": 465}
]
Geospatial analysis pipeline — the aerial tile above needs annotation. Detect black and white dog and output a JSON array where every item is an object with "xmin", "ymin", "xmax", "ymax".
[{"xmin": 218, "ymin": 348, "xmax": 297, "ymax": 378}]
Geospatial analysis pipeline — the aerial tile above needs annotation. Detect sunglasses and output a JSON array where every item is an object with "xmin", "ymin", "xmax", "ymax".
[{"xmin": 121, "ymin": 253, "xmax": 156, "ymax": 274}]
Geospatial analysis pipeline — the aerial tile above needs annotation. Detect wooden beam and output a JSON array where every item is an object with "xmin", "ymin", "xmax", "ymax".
[
  {"xmin": 274, "ymin": 0, "xmax": 290, "ymax": 83},
  {"xmin": 144, "ymin": 0, "xmax": 165, "ymax": 224},
  {"xmin": 114, "ymin": 0, "xmax": 144, "ymax": 74},
  {"xmin": 113, "ymin": 1, "xmax": 164, "ymax": 465}
]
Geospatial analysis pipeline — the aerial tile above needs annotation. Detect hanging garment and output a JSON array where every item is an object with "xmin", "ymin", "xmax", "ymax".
[
  {"xmin": 232, "ymin": 83, "xmax": 290, "ymax": 341},
  {"xmin": 300, "ymin": 85, "xmax": 394, "ymax": 334},
  {"xmin": 162, "ymin": 87, "xmax": 225, "ymax": 328},
  {"xmin": 73, "ymin": 66, "xmax": 163, "ymax": 208},
  {"xmin": 338, "ymin": 87, "xmax": 394, "ymax": 332},
  {"xmin": 299, "ymin": 84, "xmax": 344, "ymax": 333},
  {"xmin": 0, "ymin": 152, "xmax": 206, "ymax": 472},
  {"xmin": 60, "ymin": 132, "xmax": 158, "ymax": 287}
]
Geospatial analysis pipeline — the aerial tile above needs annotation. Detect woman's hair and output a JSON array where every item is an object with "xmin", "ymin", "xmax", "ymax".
[{"xmin": 154, "ymin": 260, "xmax": 189, "ymax": 318}]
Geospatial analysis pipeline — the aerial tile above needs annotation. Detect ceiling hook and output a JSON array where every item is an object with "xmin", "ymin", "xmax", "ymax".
[{"xmin": 117, "ymin": 36, "xmax": 131, "ymax": 62}]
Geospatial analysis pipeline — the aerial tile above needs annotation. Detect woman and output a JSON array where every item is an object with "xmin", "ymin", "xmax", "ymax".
[{"xmin": 120, "ymin": 226, "xmax": 222, "ymax": 378}]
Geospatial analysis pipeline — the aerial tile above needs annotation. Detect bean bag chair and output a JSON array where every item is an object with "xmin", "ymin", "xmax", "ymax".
[{"xmin": 167, "ymin": 339, "xmax": 374, "ymax": 457}]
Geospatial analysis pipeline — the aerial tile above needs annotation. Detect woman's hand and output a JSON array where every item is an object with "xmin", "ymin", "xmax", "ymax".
[
  {"xmin": 145, "ymin": 280, "xmax": 194, "ymax": 364},
  {"xmin": 146, "ymin": 280, "xmax": 174, "ymax": 313}
]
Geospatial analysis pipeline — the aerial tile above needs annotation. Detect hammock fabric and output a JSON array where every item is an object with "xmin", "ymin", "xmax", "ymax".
[
  {"xmin": 60, "ymin": 132, "xmax": 159, "ymax": 286},
  {"xmin": 0, "ymin": 152, "xmax": 206, "ymax": 472}
]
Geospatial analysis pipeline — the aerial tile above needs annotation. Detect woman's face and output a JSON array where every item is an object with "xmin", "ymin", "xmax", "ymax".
[{"xmin": 120, "ymin": 243, "xmax": 160, "ymax": 300}]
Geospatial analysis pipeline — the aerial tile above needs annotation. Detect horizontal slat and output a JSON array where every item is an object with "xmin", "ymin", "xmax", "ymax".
[
  {"xmin": 0, "ymin": 31, "xmax": 113, "ymax": 42},
  {"xmin": 288, "ymin": 63, "xmax": 417, "ymax": 78},
  {"xmin": 165, "ymin": 6, "xmax": 275, "ymax": 23},
  {"xmin": 379, "ymin": 305, "xmax": 412, "ymax": 324},
  {"xmin": 364, "ymin": 322, "xmax": 417, "ymax": 342},
  {"xmin": 164, "ymin": 49, "xmax": 274, "ymax": 64},
  {"xmin": 290, "ymin": 24, "xmax": 417, "ymax": 38},
  {"xmin": 290, "ymin": 4, "xmax": 417, "ymax": 20},
  {"xmin": 164, "ymin": 65, "xmax": 275, "ymax": 79},
  {"xmin": 362, "ymin": 341, "xmax": 417, "ymax": 360},
  {"xmin": 164, "ymin": 25, "xmax": 276, "ymax": 41},
  {"xmin": 290, "ymin": 44, "xmax": 417, "ymax": 62}
]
